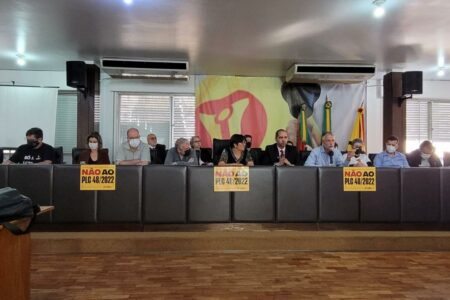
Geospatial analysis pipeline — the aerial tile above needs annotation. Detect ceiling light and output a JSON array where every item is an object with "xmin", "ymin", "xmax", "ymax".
[
  {"xmin": 372, "ymin": 0, "xmax": 386, "ymax": 18},
  {"xmin": 437, "ymin": 68, "xmax": 445, "ymax": 77},
  {"xmin": 123, "ymin": 0, "xmax": 133, "ymax": 5},
  {"xmin": 16, "ymin": 54, "xmax": 26, "ymax": 66}
]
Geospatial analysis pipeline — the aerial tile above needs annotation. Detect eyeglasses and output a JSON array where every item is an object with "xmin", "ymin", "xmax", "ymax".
[
  {"xmin": 193, "ymin": 140, "xmax": 201, "ymax": 143},
  {"xmin": 149, "ymin": 137, "xmax": 156, "ymax": 140}
]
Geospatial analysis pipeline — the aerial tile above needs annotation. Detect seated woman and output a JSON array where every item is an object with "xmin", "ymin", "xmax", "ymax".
[
  {"xmin": 79, "ymin": 132, "xmax": 110, "ymax": 164},
  {"xmin": 218, "ymin": 134, "xmax": 254, "ymax": 166},
  {"xmin": 342, "ymin": 138, "xmax": 371, "ymax": 167}
]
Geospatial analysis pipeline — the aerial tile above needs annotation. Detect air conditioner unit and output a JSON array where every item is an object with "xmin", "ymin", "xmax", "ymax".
[
  {"xmin": 100, "ymin": 57, "xmax": 189, "ymax": 79},
  {"xmin": 286, "ymin": 63, "xmax": 376, "ymax": 83}
]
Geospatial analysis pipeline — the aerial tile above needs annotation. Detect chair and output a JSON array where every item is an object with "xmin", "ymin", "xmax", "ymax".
[
  {"xmin": 72, "ymin": 147, "xmax": 87, "ymax": 164},
  {"xmin": 444, "ymin": 152, "xmax": 450, "ymax": 167},
  {"xmin": 368, "ymin": 153, "xmax": 377, "ymax": 163},
  {"xmin": 212, "ymin": 139, "xmax": 230, "ymax": 165},
  {"xmin": 200, "ymin": 148, "xmax": 212, "ymax": 163},
  {"xmin": 297, "ymin": 151, "xmax": 311, "ymax": 166},
  {"xmin": 249, "ymin": 148, "xmax": 263, "ymax": 165},
  {"xmin": 54, "ymin": 146, "xmax": 64, "ymax": 164}
]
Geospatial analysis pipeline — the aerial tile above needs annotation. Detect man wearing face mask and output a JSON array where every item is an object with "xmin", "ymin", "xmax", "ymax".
[
  {"xmin": 3, "ymin": 127, "xmax": 55, "ymax": 165},
  {"xmin": 164, "ymin": 138, "xmax": 199, "ymax": 166},
  {"xmin": 304, "ymin": 132, "xmax": 349, "ymax": 167},
  {"xmin": 116, "ymin": 128, "xmax": 150, "ymax": 165},
  {"xmin": 407, "ymin": 140, "xmax": 442, "ymax": 167},
  {"xmin": 373, "ymin": 135, "xmax": 410, "ymax": 168},
  {"xmin": 342, "ymin": 138, "xmax": 371, "ymax": 167}
]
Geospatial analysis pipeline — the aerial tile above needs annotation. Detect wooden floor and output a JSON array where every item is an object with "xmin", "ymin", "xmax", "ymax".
[{"xmin": 31, "ymin": 251, "xmax": 450, "ymax": 300}]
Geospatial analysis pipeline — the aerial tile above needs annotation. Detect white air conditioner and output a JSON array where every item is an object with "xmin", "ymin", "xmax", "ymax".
[
  {"xmin": 286, "ymin": 63, "xmax": 376, "ymax": 83},
  {"xmin": 100, "ymin": 57, "xmax": 189, "ymax": 80}
]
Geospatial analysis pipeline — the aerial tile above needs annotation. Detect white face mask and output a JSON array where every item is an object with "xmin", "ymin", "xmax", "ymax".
[
  {"xmin": 386, "ymin": 145, "xmax": 396, "ymax": 153},
  {"xmin": 421, "ymin": 153, "xmax": 431, "ymax": 159},
  {"xmin": 88, "ymin": 142, "xmax": 98, "ymax": 150},
  {"xmin": 129, "ymin": 138, "xmax": 141, "ymax": 148}
]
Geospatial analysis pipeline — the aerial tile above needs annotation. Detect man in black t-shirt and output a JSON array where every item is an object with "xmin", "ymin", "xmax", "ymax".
[{"xmin": 2, "ymin": 127, "xmax": 55, "ymax": 165}]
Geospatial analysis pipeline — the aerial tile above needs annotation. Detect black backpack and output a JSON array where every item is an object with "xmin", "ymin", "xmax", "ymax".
[{"xmin": 0, "ymin": 187, "xmax": 41, "ymax": 235}]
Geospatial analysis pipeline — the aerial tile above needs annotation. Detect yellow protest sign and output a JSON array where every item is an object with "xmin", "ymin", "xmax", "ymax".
[
  {"xmin": 343, "ymin": 167, "xmax": 376, "ymax": 192},
  {"xmin": 214, "ymin": 166, "xmax": 250, "ymax": 192},
  {"xmin": 80, "ymin": 165, "xmax": 116, "ymax": 190}
]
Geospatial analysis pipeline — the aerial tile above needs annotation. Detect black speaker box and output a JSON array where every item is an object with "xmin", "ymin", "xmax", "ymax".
[
  {"xmin": 402, "ymin": 71, "xmax": 422, "ymax": 95},
  {"xmin": 66, "ymin": 61, "xmax": 87, "ymax": 89}
]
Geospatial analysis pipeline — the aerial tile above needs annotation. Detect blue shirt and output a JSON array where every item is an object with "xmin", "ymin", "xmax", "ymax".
[
  {"xmin": 373, "ymin": 151, "xmax": 410, "ymax": 168},
  {"xmin": 304, "ymin": 146, "xmax": 349, "ymax": 167}
]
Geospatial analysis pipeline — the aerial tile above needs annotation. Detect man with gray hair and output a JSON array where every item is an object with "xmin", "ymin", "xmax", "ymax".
[
  {"xmin": 304, "ymin": 132, "xmax": 350, "ymax": 167},
  {"xmin": 116, "ymin": 128, "xmax": 150, "ymax": 165},
  {"xmin": 164, "ymin": 138, "xmax": 199, "ymax": 166}
]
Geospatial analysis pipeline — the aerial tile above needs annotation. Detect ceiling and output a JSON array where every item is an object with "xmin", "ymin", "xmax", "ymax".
[{"xmin": 1, "ymin": 0, "xmax": 450, "ymax": 79}]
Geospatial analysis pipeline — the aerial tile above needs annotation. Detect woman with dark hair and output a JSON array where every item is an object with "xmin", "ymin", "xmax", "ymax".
[
  {"xmin": 79, "ymin": 132, "xmax": 110, "ymax": 164},
  {"xmin": 407, "ymin": 140, "xmax": 442, "ymax": 167},
  {"xmin": 218, "ymin": 134, "xmax": 254, "ymax": 166}
]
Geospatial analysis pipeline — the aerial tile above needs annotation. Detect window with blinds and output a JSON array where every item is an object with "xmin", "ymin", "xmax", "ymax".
[
  {"xmin": 172, "ymin": 96, "xmax": 196, "ymax": 143},
  {"xmin": 94, "ymin": 95, "xmax": 100, "ymax": 132},
  {"xmin": 118, "ymin": 93, "xmax": 195, "ymax": 148},
  {"xmin": 55, "ymin": 92, "xmax": 101, "ymax": 154},
  {"xmin": 54, "ymin": 92, "xmax": 77, "ymax": 153},
  {"xmin": 406, "ymin": 99, "xmax": 450, "ymax": 159}
]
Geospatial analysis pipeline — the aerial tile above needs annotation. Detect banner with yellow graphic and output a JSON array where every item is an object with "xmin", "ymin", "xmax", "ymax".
[
  {"xmin": 195, "ymin": 76, "xmax": 365, "ymax": 150},
  {"xmin": 80, "ymin": 165, "xmax": 116, "ymax": 191},
  {"xmin": 214, "ymin": 166, "xmax": 250, "ymax": 192},
  {"xmin": 343, "ymin": 167, "xmax": 376, "ymax": 192}
]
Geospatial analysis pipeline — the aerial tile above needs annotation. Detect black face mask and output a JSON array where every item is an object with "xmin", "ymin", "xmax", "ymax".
[
  {"xmin": 184, "ymin": 149, "xmax": 191, "ymax": 156},
  {"xmin": 246, "ymin": 142, "xmax": 252, "ymax": 149},
  {"xmin": 27, "ymin": 139, "xmax": 39, "ymax": 148}
]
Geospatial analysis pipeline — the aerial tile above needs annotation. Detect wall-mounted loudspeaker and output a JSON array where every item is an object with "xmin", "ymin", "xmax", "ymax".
[
  {"xmin": 402, "ymin": 71, "xmax": 422, "ymax": 95},
  {"xmin": 66, "ymin": 61, "xmax": 87, "ymax": 89}
]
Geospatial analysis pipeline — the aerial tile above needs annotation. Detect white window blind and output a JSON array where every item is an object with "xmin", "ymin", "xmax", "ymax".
[
  {"xmin": 119, "ymin": 94, "xmax": 172, "ymax": 146},
  {"xmin": 406, "ymin": 100, "xmax": 429, "ymax": 144},
  {"xmin": 94, "ymin": 95, "xmax": 100, "ymax": 132},
  {"xmin": 406, "ymin": 99, "xmax": 450, "ymax": 159},
  {"xmin": 118, "ymin": 93, "xmax": 195, "ymax": 149},
  {"xmin": 54, "ymin": 92, "xmax": 77, "ymax": 153},
  {"xmin": 431, "ymin": 102, "xmax": 450, "ymax": 142},
  {"xmin": 172, "ymin": 96, "xmax": 196, "ymax": 143}
]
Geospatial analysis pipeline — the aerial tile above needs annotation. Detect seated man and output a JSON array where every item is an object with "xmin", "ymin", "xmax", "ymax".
[
  {"xmin": 264, "ymin": 129, "xmax": 298, "ymax": 166},
  {"xmin": 190, "ymin": 135, "xmax": 212, "ymax": 166},
  {"xmin": 165, "ymin": 138, "xmax": 199, "ymax": 166},
  {"xmin": 147, "ymin": 133, "xmax": 166, "ymax": 164},
  {"xmin": 373, "ymin": 135, "xmax": 409, "ymax": 168},
  {"xmin": 342, "ymin": 138, "xmax": 371, "ymax": 167},
  {"xmin": 3, "ymin": 127, "xmax": 54, "ymax": 165},
  {"xmin": 116, "ymin": 128, "xmax": 150, "ymax": 165},
  {"xmin": 304, "ymin": 132, "xmax": 349, "ymax": 167},
  {"xmin": 244, "ymin": 134, "xmax": 253, "ymax": 149},
  {"xmin": 407, "ymin": 140, "xmax": 442, "ymax": 167}
]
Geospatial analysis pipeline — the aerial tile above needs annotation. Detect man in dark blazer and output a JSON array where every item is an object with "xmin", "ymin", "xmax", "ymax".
[
  {"xmin": 264, "ymin": 129, "xmax": 298, "ymax": 166},
  {"xmin": 147, "ymin": 133, "xmax": 166, "ymax": 164}
]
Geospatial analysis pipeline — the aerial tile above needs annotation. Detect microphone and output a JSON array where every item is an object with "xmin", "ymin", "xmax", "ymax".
[
  {"xmin": 328, "ymin": 151, "xmax": 334, "ymax": 165},
  {"xmin": 355, "ymin": 148, "xmax": 362, "ymax": 158}
]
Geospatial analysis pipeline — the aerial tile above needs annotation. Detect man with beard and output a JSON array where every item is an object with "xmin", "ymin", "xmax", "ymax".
[{"xmin": 3, "ymin": 127, "xmax": 55, "ymax": 164}]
